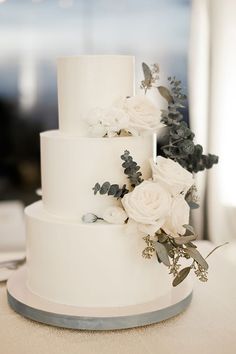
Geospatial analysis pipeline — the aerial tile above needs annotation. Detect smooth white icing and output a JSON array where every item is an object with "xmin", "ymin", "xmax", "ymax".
[
  {"xmin": 26, "ymin": 201, "xmax": 171, "ymax": 308},
  {"xmin": 25, "ymin": 55, "xmax": 171, "ymax": 309},
  {"xmin": 41, "ymin": 130, "xmax": 152, "ymax": 220},
  {"xmin": 57, "ymin": 55, "xmax": 134, "ymax": 135}
]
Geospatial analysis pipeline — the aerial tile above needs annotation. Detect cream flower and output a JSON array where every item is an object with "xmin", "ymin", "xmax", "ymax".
[
  {"xmin": 87, "ymin": 108, "xmax": 107, "ymax": 137},
  {"xmin": 103, "ymin": 107, "xmax": 130, "ymax": 137},
  {"xmin": 150, "ymin": 156, "xmax": 194, "ymax": 196},
  {"xmin": 88, "ymin": 124, "xmax": 107, "ymax": 137},
  {"xmin": 162, "ymin": 195, "xmax": 190, "ymax": 237},
  {"xmin": 103, "ymin": 206, "xmax": 128, "ymax": 224},
  {"xmin": 123, "ymin": 95, "xmax": 163, "ymax": 135},
  {"xmin": 121, "ymin": 180, "xmax": 172, "ymax": 230},
  {"xmin": 87, "ymin": 106, "xmax": 129, "ymax": 137}
]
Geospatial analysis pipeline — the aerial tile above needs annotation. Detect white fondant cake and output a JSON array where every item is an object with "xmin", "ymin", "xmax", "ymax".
[
  {"xmin": 25, "ymin": 55, "xmax": 171, "ymax": 308},
  {"xmin": 25, "ymin": 202, "xmax": 170, "ymax": 307},
  {"xmin": 57, "ymin": 55, "xmax": 134, "ymax": 135}
]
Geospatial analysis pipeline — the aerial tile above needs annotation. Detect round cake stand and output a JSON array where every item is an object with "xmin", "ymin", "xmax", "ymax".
[{"xmin": 7, "ymin": 266, "xmax": 193, "ymax": 331}]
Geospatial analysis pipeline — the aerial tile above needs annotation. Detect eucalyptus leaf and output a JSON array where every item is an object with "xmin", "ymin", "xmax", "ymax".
[
  {"xmin": 108, "ymin": 184, "xmax": 119, "ymax": 196},
  {"xmin": 179, "ymin": 140, "xmax": 195, "ymax": 155},
  {"xmin": 187, "ymin": 201, "xmax": 200, "ymax": 209},
  {"xmin": 156, "ymin": 252, "xmax": 162, "ymax": 264},
  {"xmin": 172, "ymin": 267, "xmax": 191, "ymax": 287},
  {"xmin": 186, "ymin": 241, "xmax": 197, "ymax": 248},
  {"xmin": 157, "ymin": 233, "xmax": 169, "ymax": 243},
  {"xmin": 183, "ymin": 224, "xmax": 195, "ymax": 235},
  {"xmin": 163, "ymin": 242, "xmax": 175, "ymax": 258},
  {"xmin": 185, "ymin": 247, "xmax": 209, "ymax": 270},
  {"xmin": 120, "ymin": 150, "xmax": 143, "ymax": 186},
  {"xmin": 92, "ymin": 183, "xmax": 100, "ymax": 195},
  {"xmin": 114, "ymin": 189, "xmax": 123, "ymax": 199},
  {"xmin": 100, "ymin": 182, "xmax": 110, "ymax": 194},
  {"xmin": 174, "ymin": 235, "xmax": 197, "ymax": 245},
  {"xmin": 142, "ymin": 62, "xmax": 152, "ymax": 86},
  {"xmin": 157, "ymin": 86, "xmax": 174, "ymax": 104},
  {"xmin": 155, "ymin": 242, "xmax": 171, "ymax": 266}
]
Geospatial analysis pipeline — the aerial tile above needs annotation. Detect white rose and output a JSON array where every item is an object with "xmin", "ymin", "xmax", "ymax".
[
  {"xmin": 88, "ymin": 124, "xmax": 107, "ymax": 137},
  {"xmin": 87, "ymin": 107, "xmax": 103, "ymax": 125},
  {"xmin": 162, "ymin": 195, "xmax": 190, "ymax": 237},
  {"xmin": 103, "ymin": 206, "xmax": 128, "ymax": 224},
  {"xmin": 87, "ymin": 108, "xmax": 107, "ymax": 137},
  {"xmin": 103, "ymin": 107, "xmax": 130, "ymax": 137},
  {"xmin": 123, "ymin": 95, "xmax": 163, "ymax": 135},
  {"xmin": 121, "ymin": 180, "xmax": 172, "ymax": 230},
  {"xmin": 87, "ymin": 106, "xmax": 130, "ymax": 137},
  {"xmin": 150, "ymin": 156, "xmax": 194, "ymax": 196}
]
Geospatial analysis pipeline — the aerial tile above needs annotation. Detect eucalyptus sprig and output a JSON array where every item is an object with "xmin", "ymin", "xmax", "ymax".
[
  {"xmin": 92, "ymin": 182, "xmax": 129, "ymax": 199},
  {"xmin": 141, "ymin": 62, "xmax": 219, "ymax": 173},
  {"xmin": 121, "ymin": 150, "xmax": 143, "ymax": 187},
  {"xmin": 92, "ymin": 150, "xmax": 143, "ymax": 199},
  {"xmin": 142, "ymin": 226, "xmax": 227, "ymax": 286}
]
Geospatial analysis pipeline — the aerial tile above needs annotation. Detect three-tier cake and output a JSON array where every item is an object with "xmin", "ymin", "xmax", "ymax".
[{"xmin": 24, "ymin": 55, "xmax": 172, "ymax": 308}]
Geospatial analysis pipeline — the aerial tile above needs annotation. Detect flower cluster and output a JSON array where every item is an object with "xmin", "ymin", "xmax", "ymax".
[
  {"xmin": 87, "ymin": 95, "xmax": 163, "ymax": 137},
  {"xmin": 82, "ymin": 62, "xmax": 223, "ymax": 287},
  {"xmin": 121, "ymin": 157, "xmax": 194, "ymax": 238},
  {"xmin": 82, "ymin": 150, "xmax": 225, "ymax": 286}
]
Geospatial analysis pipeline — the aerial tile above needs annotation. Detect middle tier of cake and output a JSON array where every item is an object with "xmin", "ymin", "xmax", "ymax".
[{"xmin": 40, "ymin": 131, "xmax": 152, "ymax": 220}]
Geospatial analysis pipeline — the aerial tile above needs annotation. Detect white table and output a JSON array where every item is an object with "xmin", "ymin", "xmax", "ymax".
[{"xmin": 0, "ymin": 241, "xmax": 236, "ymax": 354}]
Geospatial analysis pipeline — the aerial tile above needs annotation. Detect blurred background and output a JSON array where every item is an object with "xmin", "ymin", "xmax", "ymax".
[
  {"xmin": 0, "ymin": 0, "xmax": 235, "ymax": 250},
  {"xmin": 0, "ymin": 0, "xmax": 190, "ymax": 205}
]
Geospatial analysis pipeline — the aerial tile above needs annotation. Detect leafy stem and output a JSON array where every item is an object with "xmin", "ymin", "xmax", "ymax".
[
  {"xmin": 121, "ymin": 150, "xmax": 143, "ymax": 187},
  {"xmin": 142, "ymin": 225, "xmax": 227, "ymax": 286},
  {"xmin": 141, "ymin": 62, "xmax": 219, "ymax": 173}
]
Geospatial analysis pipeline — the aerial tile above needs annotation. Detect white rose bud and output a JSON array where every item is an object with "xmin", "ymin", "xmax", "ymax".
[
  {"xmin": 150, "ymin": 156, "xmax": 194, "ymax": 196},
  {"xmin": 162, "ymin": 195, "xmax": 190, "ymax": 237},
  {"xmin": 121, "ymin": 180, "xmax": 172, "ymax": 230},
  {"xmin": 103, "ymin": 206, "xmax": 128, "ymax": 224},
  {"xmin": 82, "ymin": 213, "xmax": 98, "ymax": 223}
]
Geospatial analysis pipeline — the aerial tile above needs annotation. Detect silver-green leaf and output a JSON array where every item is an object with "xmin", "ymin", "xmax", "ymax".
[
  {"xmin": 186, "ymin": 247, "xmax": 209, "ymax": 270},
  {"xmin": 157, "ymin": 86, "xmax": 174, "ymax": 104},
  {"xmin": 155, "ymin": 242, "xmax": 171, "ymax": 267},
  {"xmin": 183, "ymin": 224, "xmax": 195, "ymax": 235},
  {"xmin": 142, "ymin": 62, "xmax": 152, "ymax": 86},
  {"xmin": 174, "ymin": 235, "xmax": 197, "ymax": 245},
  {"xmin": 187, "ymin": 201, "xmax": 200, "ymax": 209},
  {"xmin": 172, "ymin": 267, "xmax": 191, "ymax": 287}
]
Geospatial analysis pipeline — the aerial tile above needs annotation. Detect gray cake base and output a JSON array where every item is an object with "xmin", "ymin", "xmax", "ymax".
[{"xmin": 7, "ymin": 267, "xmax": 193, "ymax": 331}]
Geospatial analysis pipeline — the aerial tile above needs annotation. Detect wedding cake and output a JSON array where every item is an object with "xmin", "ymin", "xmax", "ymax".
[{"xmin": 25, "ymin": 55, "xmax": 172, "ymax": 308}]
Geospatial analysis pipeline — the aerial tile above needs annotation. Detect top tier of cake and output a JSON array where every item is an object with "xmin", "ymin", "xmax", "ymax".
[{"xmin": 57, "ymin": 55, "xmax": 134, "ymax": 135}]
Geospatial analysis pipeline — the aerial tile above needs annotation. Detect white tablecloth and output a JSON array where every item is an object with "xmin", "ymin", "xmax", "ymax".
[{"xmin": 0, "ymin": 241, "xmax": 236, "ymax": 354}]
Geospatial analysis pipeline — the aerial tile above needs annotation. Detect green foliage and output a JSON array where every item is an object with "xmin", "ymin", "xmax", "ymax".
[
  {"xmin": 92, "ymin": 182, "xmax": 129, "ymax": 199},
  {"xmin": 141, "ymin": 62, "xmax": 159, "ymax": 93},
  {"xmin": 141, "ymin": 63, "xmax": 219, "ymax": 173},
  {"xmin": 155, "ymin": 241, "xmax": 171, "ymax": 266},
  {"xmin": 121, "ymin": 150, "xmax": 143, "ymax": 187},
  {"xmin": 142, "ymin": 227, "xmax": 211, "ymax": 286},
  {"xmin": 172, "ymin": 267, "xmax": 191, "ymax": 287},
  {"xmin": 92, "ymin": 151, "xmax": 143, "ymax": 200}
]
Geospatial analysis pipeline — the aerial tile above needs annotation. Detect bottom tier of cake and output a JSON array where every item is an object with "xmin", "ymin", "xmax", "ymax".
[{"xmin": 25, "ymin": 201, "xmax": 172, "ymax": 308}]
